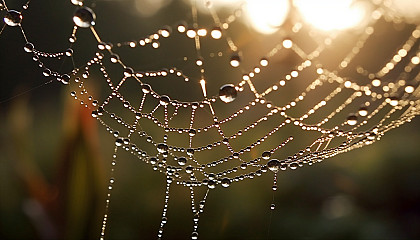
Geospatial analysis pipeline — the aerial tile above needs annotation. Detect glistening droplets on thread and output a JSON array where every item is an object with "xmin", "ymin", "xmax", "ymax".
[{"xmin": 1, "ymin": 0, "xmax": 420, "ymax": 239}]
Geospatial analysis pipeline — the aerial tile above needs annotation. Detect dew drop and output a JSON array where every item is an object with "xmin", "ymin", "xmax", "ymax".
[
  {"xmin": 282, "ymin": 38, "xmax": 293, "ymax": 49},
  {"xmin": 260, "ymin": 57, "xmax": 269, "ymax": 67},
  {"xmin": 230, "ymin": 53, "xmax": 241, "ymax": 67},
  {"xmin": 110, "ymin": 54, "xmax": 120, "ymax": 63},
  {"xmin": 152, "ymin": 40, "xmax": 160, "ymax": 49},
  {"xmin": 73, "ymin": 7, "xmax": 96, "ymax": 28},
  {"xmin": 208, "ymin": 180, "xmax": 216, "ymax": 189},
  {"xmin": 405, "ymin": 85, "xmax": 415, "ymax": 94},
  {"xmin": 4, "ymin": 10, "xmax": 22, "ymax": 26},
  {"xmin": 69, "ymin": 36, "xmax": 76, "ymax": 43},
  {"xmin": 371, "ymin": 78, "xmax": 381, "ymax": 87},
  {"xmin": 97, "ymin": 42, "xmax": 106, "ymax": 50},
  {"xmin": 191, "ymin": 232, "xmax": 199, "ymax": 240},
  {"xmin": 159, "ymin": 26, "xmax": 172, "ymax": 37},
  {"xmin": 177, "ymin": 21, "xmax": 187, "ymax": 33},
  {"xmin": 346, "ymin": 114, "xmax": 358, "ymax": 126},
  {"xmin": 193, "ymin": 214, "xmax": 199, "ymax": 222},
  {"xmin": 221, "ymin": 178, "xmax": 230, "ymax": 188},
  {"xmin": 178, "ymin": 157, "xmax": 187, "ymax": 166},
  {"xmin": 157, "ymin": 143, "xmax": 168, "ymax": 153},
  {"xmin": 115, "ymin": 138, "xmax": 124, "ymax": 147},
  {"xmin": 187, "ymin": 148, "xmax": 195, "ymax": 156},
  {"xmin": 185, "ymin": 166, "xmax": 193, "ymax": 174},
  {"xmin": 197, "ymin": 28, "xmax": 207, "ymax": 37},
  {"xmin": 261, "ymin": 151, "xmax": 271, "ymax": 160},
  {"xmin": 280, "ymin": 163, "xmax": 287, "ymax": 171},
  {"xmin": 389, "ymin": 97, "xmax": 399, "ymax": 106},
  {"xmin": 61, "ymin": 74, "xmax": 70, "ymax": 85},
  {"xmin": 289, "ymin": 162, "xmax": 299, "ymax": 170},
  {"xmin": 160, "ymin": 95, "xmax": 170, "ymax": 106},
  {"xmin": 65, "ymin": 48, "xmax": 74, "ymax": 57},
  {"xmin": 267, "ymin": 159, "xmax": 280, "ymax": 172},
  {"xmin": 188, "ymin": 129, "xmax": 196, "ymax": 137},
  {"xmin": 43, "ymin": 69, "xmax": 51, "ymax": 77},
  {"xmin": 141, "ymin": 84, "xmax": 151, "ymax": 94},
  {"xmin": 186, "ymin": 29, "xmax": 196, "ymax": 38},
  {"xmin": 358, "ymin": 107, "xmax": 368, "ymax": 117},
  {"xmin": 195, "ymin": 57, "xmax": 203, "ymax": 66},
  {"xmin": 24, "ymin": 42, "xmax": 34, "ymax": 53},
  {"xmin": 270, "ymin": 203, "xmax": 276, "ymax": 210},
  {"xmin": 199, "ymin": 200, "xmax": 205, "ymax": 209},
  {"xmin": 211, "ymin": 27, "xmax": 222, "ymax": 39},
  {"xmin": 124, "ymin": 67, "xmax": 134, "ymax": 77},
  {"xmin": 219, "ymin": 84, "xmax": 237, "ymax": 103}
]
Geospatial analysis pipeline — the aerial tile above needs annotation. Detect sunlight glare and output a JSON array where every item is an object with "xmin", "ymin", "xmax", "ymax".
[
  {"xmin": 390, "ymin": 0, "xmax": 420, "ymax": 23},
  {"xmin": 294, "ymin": 0, "xmax": 367, "ymax": 31},
  {"xmin": 244, "ymin": 0, "xmax": 290, "ymax": 34}
]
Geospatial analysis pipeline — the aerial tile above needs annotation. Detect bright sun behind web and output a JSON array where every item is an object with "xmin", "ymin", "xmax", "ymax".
[
  {"xmin": 241, "ymin": 0, "xmax": 369, "ymax": 33},
  {"xmin": 293, "ymin": 0, "xmax": 368, "ymax": 31},
  {"xmin": 244, "ymin": 0, "xmax": 290, "ymax": 34}
]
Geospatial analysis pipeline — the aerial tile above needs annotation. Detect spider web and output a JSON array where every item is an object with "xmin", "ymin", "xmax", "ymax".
[{"xmin": 1, "ymin": 0, "xmax": 420, "ymax": 239}]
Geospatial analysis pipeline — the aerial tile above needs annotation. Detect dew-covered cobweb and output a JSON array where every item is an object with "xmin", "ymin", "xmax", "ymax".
[{"xmin": 1, "ymin": 0, "xmax": 420, "ymax": 239}]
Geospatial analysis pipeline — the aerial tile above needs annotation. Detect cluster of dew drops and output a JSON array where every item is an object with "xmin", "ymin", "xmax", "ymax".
[
  {"xmin": 2, "ymin": 0, "xmax": 241, "ymax": 104},
  {"xmin": 1, "ymin": 0, "xmax": 346, "ymax": 216}
]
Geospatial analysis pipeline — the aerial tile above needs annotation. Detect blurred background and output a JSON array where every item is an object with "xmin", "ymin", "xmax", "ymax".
[{"xmin": 1, "ymin": 0, "xmax": 420, "ymax": 239}]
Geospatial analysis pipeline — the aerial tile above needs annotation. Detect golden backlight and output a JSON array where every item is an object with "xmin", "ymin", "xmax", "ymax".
[{"xmin": 293, "ymin": 0, "xmax": 368, "ymax": 31}]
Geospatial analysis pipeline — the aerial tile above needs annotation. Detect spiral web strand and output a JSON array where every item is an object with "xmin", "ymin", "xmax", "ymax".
[{"xmin": 1, "ymin": 0, "xmax": 420, "ymax": 239}]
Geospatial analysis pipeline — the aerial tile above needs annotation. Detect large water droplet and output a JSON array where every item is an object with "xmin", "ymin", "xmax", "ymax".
[
  {"xmin": 160, "ymin": 95, "xmax": 170, "ymax": 106},
  {"xmin": 73, "ymin": 7, "xmax": 95, "ymax": 28},
  {"xmin": 157, "ymin": 143, "xmax": 168, "ymax": 153},
  {"xmin": 141, "ymin": 83, "xmax": 151, "ymax": 94},
  {"xmin": 115, "ymin": 138, "xmax": 124, "ymax": 147},
  {"xmin": 267, "ymin": 159, "xmax": 280, "ymax": 172},
  {"xmin": 219, "ymin": 84, "xmax": 237, "ymax": 103},
  {"xmin": 4, "ymin": 10, "xmax": 22, "ymax": 26},
  {"xmin": 221, "ymin": 178, "xmax": 230, "ymax": 188}
]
